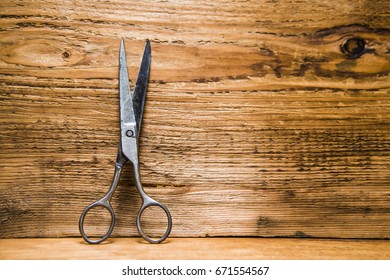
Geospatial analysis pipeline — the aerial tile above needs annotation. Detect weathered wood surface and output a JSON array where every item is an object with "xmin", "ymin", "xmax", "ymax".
[
  {"xmin": 0, "ymin": 0, "xmax": 389, "ymax": 239},
  {"xmin": 1, "ymin": 238, "xmax": 390, "ymax": 260}
]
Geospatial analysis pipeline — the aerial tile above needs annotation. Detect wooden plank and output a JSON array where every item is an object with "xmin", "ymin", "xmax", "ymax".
[
  {"xmin": 1, "ymin": 238, "xmax": 389, "ymax": 260},
  {"xmin": 0, "ymin": 0, "xmax": 389, "ymax": 239}
]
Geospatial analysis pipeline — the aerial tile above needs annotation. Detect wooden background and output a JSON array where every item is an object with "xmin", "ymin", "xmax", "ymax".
[{"xmin": 0, "ymin": 0, "xmax": 389, "ymax": 239}]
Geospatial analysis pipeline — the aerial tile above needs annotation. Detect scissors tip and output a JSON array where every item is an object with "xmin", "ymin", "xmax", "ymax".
[{"xmin": 144, "ymin": 39, "xmax": 151, "ymax": 55}]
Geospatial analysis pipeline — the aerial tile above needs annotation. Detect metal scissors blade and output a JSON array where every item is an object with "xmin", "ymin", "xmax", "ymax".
[
  {"xmin": 119, "ymin": 39, "xmax": 151, "ymax": 162},
  {"xmin": 119, "ymin": 39, "xmax": 139, "ymax": 162},
  {"xmin": 119, "ymin": 38, "xmax": 136, "ymax": 125},
  {"xmin": 119, "ymin": 39, "xmax": 150, "ymax": 139},
  {"xmin": 132, "ymin": 39, "xmax": 151, "ymax": 137}
]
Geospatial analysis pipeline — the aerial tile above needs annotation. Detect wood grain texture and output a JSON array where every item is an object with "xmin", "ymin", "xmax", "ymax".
[
  {"xmin": 1, "ymin": 238, "xmax": 389, "ymax": 260},
  {"xmin": 0, "ymin": 0, "xmax": 389, "ymax": 239}
]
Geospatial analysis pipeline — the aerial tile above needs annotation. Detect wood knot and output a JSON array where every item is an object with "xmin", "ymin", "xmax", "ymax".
[
  {"xmin": 340, "ymin": 37, "xmax": 366, "ymax": 58},
  {"xmin": 62, "ymin": 51, "xmax": 70, "ymax": 59},
  {"xmin": 257, "ymin": 217, "xmax": 272, "ymax": 227}
]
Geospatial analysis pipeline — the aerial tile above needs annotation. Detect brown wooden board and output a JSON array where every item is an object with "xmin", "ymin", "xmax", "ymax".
[
  {"xmin": 0, "ymin": 0, "xmax": 389, "ymax": 238},
  {"xmin": 1, "ymin": 238, "xmax": 389, "ymax": 260}
]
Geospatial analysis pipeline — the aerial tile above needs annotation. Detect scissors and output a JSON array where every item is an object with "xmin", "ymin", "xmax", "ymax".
[{"xmin": 79, "ymin": 39, "xmax": 172, "ymax": 244}]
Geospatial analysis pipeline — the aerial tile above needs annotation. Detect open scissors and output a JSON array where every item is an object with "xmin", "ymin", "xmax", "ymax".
[{"xmin": 79, "ymin": 39, "xmax": 172, "ymax": 244}]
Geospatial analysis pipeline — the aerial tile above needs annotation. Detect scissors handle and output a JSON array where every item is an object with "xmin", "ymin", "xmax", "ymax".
[
  {"xmin": 79, "ymin": 197, "xmax": 115, "ymax": 244},
  {"xmin": 79, "ymin": 152, "xmax": 124, "ymax": 244},
  {"xmin": 136, "ymin": 196, "xmax": 173, "ymax": 244}
]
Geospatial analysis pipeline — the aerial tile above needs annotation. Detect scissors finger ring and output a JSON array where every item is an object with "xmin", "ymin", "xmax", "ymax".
[{"xmin": 137, "ymin": 198, "xmax": 173, "ymax": 244}]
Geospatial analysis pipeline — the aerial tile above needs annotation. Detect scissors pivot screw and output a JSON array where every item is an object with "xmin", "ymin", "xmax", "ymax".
[{"xmin": 126, "ymin": 130, "xmax": 134, "ymax": 137}]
